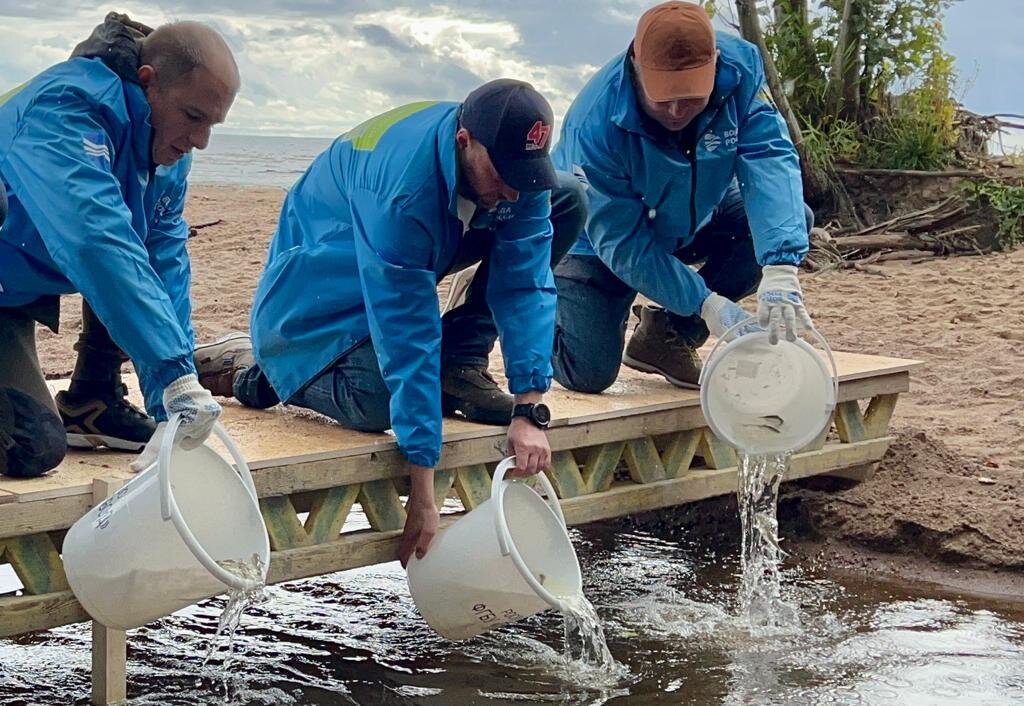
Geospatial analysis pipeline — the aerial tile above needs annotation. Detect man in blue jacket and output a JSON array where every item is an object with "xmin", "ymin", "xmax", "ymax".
[
  {"xmin": 0, "ymin": 18, "xmax": 239, "ymax": 477},
  {"xmin": 227, "ymin": 80, "xmax": 583, "ymax": 565},
  {"xmin": 551, "ymin": 1, "xmax": 815, "ymax": 393}
]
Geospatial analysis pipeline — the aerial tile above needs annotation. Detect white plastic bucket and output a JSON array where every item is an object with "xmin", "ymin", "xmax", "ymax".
[
  {"xmin": 699, "ymin": 323, "xmax": 838, "ymax": 454},
  {"xmin": 406, "ymin": 457, "xmax": 582, "ymax": 641},
  {"xmin": 63, "ymin": 415, "xmax": 270, "ymax": 630}
]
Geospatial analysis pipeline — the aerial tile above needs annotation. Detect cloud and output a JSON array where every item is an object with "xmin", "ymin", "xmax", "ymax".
[{"xmin": 0, "ymin": 0, "xmax": 1017, "ymax": 137}]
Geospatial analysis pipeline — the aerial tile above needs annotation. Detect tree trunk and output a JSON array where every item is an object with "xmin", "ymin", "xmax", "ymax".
[
  {"xmin": 735, "ymin": 0, "xmax": 830, "ymax": 203},
  {"xmin": 829, "ymin": 0, "xmax": 862, "ymax": 120}
]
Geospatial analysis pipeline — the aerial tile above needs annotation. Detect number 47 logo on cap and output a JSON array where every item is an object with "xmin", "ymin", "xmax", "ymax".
[{"xmin": 525, "ymin": 120, "xmax": 551, "ymax": 151}]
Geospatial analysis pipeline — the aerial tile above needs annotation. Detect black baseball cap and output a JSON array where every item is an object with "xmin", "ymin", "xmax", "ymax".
[{"xmin": 460, "ymin": 79, "xmax": 557, "ymax": 192}]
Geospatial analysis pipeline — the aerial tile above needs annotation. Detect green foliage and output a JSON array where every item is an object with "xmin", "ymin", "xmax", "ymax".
[
  {"xmin": 963, "ymin": 179, "xmax": 1024, "ymax": 250},
  {"xmin": 758, "ymin": 0, "xmax": 962, "ymax": 171}
]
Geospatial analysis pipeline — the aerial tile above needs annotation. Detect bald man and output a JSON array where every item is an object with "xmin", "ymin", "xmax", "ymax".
[{"xmin": 0, "ymin": 13, "xmax": 240, "ymax": 477}]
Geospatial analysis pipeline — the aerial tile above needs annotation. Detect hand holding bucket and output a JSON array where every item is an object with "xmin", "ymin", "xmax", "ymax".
[
  {"xmin": 407, "ymin": 457, "xmax": 582, "ymax": 641},
  {"xmin": 699, "ymin": 320, "xmax": 838, "ymax": 454},
  {"xmin": 64, "ymin": 414, "xmax": 270, "ymax": 629}
]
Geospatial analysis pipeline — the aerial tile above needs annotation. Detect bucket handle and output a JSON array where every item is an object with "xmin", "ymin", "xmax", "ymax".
[
  {"xmin": 698, "ymin": 318, "xmax": 840, "ymax": 407},
  {"xmin": 157, "ymin": 414, "xmax": 262, "ymax": 591},
  {"xmin": 490, "ymin": 457, "xmax": 570, "ymax": 613}
]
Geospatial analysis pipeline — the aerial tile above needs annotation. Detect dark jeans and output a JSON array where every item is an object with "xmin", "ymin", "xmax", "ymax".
[
  {"xmin": 235, "ymin": 172, "xmax": 587, "ymax": 430},
  {"xmin": 552, "ymin": 183, "xmax": 815, "ymax": 394},
  {"xmin": 0, "ymin": 307, "xmax": 67, "ymax": 477}
]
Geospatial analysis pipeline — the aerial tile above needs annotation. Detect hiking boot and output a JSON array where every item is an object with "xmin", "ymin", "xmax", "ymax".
[
  {"xmin": 194, "ymin": 332, "xmax": 254, "ymax": 397},
  {"xmin": 441, "ymin": 365, "xmax": 514, "ymax": 425},
  {"xmin": 56, "ymin": 383, "xmax": 155, "ymax": 451},
  {"xmin": 443, "ymin": 263, "xmax": 479, "ymax": 314},
  {"xmin": 622, "ymin": 304, "xmax": 703, "ymax": 389}
]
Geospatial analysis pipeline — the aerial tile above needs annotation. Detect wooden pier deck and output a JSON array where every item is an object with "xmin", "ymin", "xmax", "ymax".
[{"xmin": 0, "ymin": 349, "xmax": 920, "ymax": 703}]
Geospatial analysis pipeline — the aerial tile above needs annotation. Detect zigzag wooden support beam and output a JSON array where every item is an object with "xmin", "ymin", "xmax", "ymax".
[
  {"xmin": 303, "ymin": 485, "xmax": 360, "ymax": 544},
  {"xmin": 863, "ymin": 393, "xmax": 900, "ymax": 439},
  {"xmin": 259, "ymin": 496, "xmax": 312, "ymax": 551},
  {"xmin": 4, "ymin": 532, "xmax": 68, "ymax": 595},
  {"xmin": 454, "ymin": 464, "xmax": 491, "ymax": 510},
  {"xmin": 545, "ymin": 451, "xmax": 587, "ymax": 498},
  {"xmin": 357, "ymin": 479, "xmax": 406, "ymax": 532},
  {"xmin": 697, "ymin": 429, "xmax": 737, "ymax": 469},
  {"xmin": 582, "ymin": 442, "xmax": 624, "ymax": 493},
  {"xmin": 834, "ymin": 400, "xmax": 868, "ymax": 443},
  {"xmin": 433, "ymin": 469, "xmax": 457, "ymax": 507},
  {"xmin": 659, "ymin": 430, "xmax": 701, "ymax": 479},
  {"xmin": 624, "ymin": 437, "xmax": 666, "ymax": 483}
]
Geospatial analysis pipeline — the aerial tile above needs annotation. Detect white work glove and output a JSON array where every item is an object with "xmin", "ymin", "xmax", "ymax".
[
  {"xmin": 756, "ymin": 265, "xmax": 814, "ymax": 344},
  {"xmin": 700, "ymin": 292, "xmax": 762, "ymax": 341},
  {"xmin": 129, "ymin": 374, "xmax": 222, "ymax": 473}
]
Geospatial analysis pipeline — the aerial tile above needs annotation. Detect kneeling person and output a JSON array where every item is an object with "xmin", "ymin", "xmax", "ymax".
[{"xmin": 230, "ymin": 81, "xmax": 582, "ymax": 565}]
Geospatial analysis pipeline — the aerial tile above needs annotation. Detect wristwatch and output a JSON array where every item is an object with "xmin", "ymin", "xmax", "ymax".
[{"xmin": 511, "ymin": 402, "xmax": 551, "ymax": 429}]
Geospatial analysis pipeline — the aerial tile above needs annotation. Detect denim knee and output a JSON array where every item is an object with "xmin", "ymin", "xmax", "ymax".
[
  {"xmin": 0, "ymin": 388, "xmax": 67, "ymax": 478},
  {"xmin": 550, "ymin": 171, "xmax": 588, "ymax": 264}
]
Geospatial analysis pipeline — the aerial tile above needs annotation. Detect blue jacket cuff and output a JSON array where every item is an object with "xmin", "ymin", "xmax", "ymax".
[{"xmin": 507, "ymin": 374, "xmax": 552, "ymax": 395}]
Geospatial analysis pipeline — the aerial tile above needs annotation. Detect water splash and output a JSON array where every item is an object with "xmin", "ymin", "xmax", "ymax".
[
  {"xmin": 558, "ymin": 593, "xmax": 629, "ymax": 689},
  {"xmin": 200, "ymin": 554, "xmax": 269, "ymax": 699},
  {"xmin": 736, "ymin": 452, "xmax": 799, "ymax": 631}
]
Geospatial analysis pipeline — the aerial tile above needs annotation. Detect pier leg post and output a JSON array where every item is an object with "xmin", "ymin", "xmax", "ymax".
[{"xmin": 91, "ymin": 478, "xmax": 127, "ymax": 705}]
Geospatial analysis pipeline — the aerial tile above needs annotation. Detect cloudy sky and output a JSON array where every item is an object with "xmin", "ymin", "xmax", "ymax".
[{"xmin": 0, "ymin": 0, "xmax": 1020, "ymax": 147}]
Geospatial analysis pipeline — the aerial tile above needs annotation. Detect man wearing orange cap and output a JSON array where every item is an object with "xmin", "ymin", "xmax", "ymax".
[{"xmin": 550, "ymin": 1, "xmax": 814, "ymax": 393}]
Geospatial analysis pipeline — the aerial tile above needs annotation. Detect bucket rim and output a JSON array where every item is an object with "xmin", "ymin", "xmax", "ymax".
[{"xmin": 699, "ymin": 328, "xmax": 838, "ymax": 454}]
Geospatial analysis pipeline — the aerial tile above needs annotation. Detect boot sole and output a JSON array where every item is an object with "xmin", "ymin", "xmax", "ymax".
[
  {"xmin": 66, "ymin": 433, "xmax": 147, "ymax": 452},
  {"xmin": 622, "ymin": 353, "xmax": 701, "ymax": 390},
  {"xmin": 441, "ymin": 392, "xmax": 512, "ymax": 426}
]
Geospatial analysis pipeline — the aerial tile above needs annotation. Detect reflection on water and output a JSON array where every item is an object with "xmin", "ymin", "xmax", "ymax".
[{"xmin": 2, "ymin": 521, "xmax": 1023, "ymax": 705}]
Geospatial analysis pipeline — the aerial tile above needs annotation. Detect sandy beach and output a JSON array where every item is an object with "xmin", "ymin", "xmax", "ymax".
[{"xmin": 33, "ymin": 184, "xmax": 1024, "ymax": 581}]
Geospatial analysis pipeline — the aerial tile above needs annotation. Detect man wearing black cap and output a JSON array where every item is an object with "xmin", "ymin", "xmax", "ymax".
[{"xmin": 223, "ymin": 79, "xmax": 585, "ymax": 565}]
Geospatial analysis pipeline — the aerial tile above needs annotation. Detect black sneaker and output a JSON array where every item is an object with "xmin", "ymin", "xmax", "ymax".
[
  {"xmin": 623, "ymin": 304, "xmax": 703, "ymax": 389},
  {"xmin": 441, "ymin": 365, "xmax": 514, "ymax": 425},
  {"xmin": 56, "ymin": 383, "xmax": 156, "ymax": 451}
]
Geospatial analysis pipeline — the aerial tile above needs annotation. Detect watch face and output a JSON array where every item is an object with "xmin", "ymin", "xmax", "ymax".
[{"xmin": 533, "ymin": 404, "xmax": 551, "ymax": 425}]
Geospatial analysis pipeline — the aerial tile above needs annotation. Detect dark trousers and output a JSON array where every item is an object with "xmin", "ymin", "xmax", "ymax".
[
  {"xmin": 552, "ymin": 182, "xmax": 815, "ymax": 394},
  {"xmin": 236, "ymin": 172, "xmax": 588, "ymax": 430}
]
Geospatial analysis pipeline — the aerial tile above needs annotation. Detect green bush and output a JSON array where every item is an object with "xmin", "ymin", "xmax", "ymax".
[{"xmin": 963, "ymin": 179, "xmax": 1024, "ymax": 250}]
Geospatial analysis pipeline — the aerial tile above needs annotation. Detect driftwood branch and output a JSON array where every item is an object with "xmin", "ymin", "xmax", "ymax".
[
  {"xmin": 187, "ymin": 219, "xmax": 223, "ymax": 238},
  {"xmin": 835, "ymin": 167, "xmax": 985, "ymax": 178}
]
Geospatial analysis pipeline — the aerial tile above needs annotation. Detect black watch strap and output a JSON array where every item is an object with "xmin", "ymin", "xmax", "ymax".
[{"xmin": 511, "ymin": 402, "xmax": 551, "ymax": 429}]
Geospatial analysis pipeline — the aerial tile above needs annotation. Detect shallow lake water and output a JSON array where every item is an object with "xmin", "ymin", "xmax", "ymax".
[{"xmin": 2, "ymin": 517, "xmax": 1023, "ymax": 705}]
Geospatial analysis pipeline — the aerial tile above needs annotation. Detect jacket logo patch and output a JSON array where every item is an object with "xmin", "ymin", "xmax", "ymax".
[
  {"xmin": 83, "ymin": 136, "xmax": 111, "ymax": 163},
  {"xmin": 525, "ymin": 120, "xmax": 551, "ymax": 151},
  {"xmin": 704, "ymin": 133, "xmax": 722, "ymax": 152}
]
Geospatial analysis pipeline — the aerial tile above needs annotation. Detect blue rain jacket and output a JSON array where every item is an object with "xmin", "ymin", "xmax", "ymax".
[
  {"xmin": 551, "ymin": 33, "xmax": 808, "ymax": 317},
  {"xmin": 251, "ymin": 101, "xmax": 555, "ymax": 468},
  {"xmin": 0, "ymin": 57, "xmax": 195, "ymax": 420}
]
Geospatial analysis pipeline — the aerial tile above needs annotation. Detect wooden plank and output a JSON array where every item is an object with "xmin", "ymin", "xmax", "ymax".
[
  {"xmin": 5, "ymin": 533, "xmax": 69, "ymax": 595},
  {"xmin": 581, "ymin": 442, "xmax": 624, "ymax": 493},
  {"xmin": 432, "ymin": 469, "xmax": 457, "ymax": 507},
  {"xmin": 91, "ymin": 478, "xmax": 127, "ymax": 706},
  {"xmin": 357, "ymin": 479, "xmax": 406, "ymax": 532},
  {"xmin": 454, "ymin": 464, "xmax": 491, "ymax": 510},
  {"xmin": 561, "ymin": 438, "xmax": 893, "ymax": 526},
  {"xmin": 0, "ymin": 590, "xmax": 89, "ymax": 637},
  {"xmin": 0, "ymin": 494, "xmax": 93, "ymax": 540},
  {"xmin": 623, "ymin": 437, "xmax": 667, "ymax": 483},
  {"xmin": 544, "ymin": 451, "xmax": 587, "ymax": 498},
  {"xmin": 863, "ymin": 393, "xmax": 900, "ymax": 439},
  {"xmin": 303, "ymin": 485, "xmax": 360, "ymax": 544},
  {"xmin": 659, "ymin": 430, "xmax": 701, "ymax": 479},
  {"xmin": 697, "ymin": 429, "xmax": 737, "ymax": 469},
  {"xmin": 0, "ymin": 437, "xmax": 895, "ymax": 637},
  {"xmin": 834, "ymin": 401, "xmax": 867, "ymax": 443},
  {"xmin": 0, "ymin": 490, "xmax": 15, "ymax": 505},
  {"xmin": 259, "ymin": 496, "xmax": 311, "ymax": 551}
]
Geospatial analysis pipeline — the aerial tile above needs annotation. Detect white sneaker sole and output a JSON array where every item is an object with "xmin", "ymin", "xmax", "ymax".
[
  {"xmin": 622, "ymin": 353, "xmax": 701, "ymax": 390},
  {"xmin": 443, "ymin": 264, "xmax": 479, "ymax": 314},
  {"xmin": 195, "ymin": 331, "xmax": 251, "ymax": 353},
  {"xmin": 66, "ymin": 433, "xmax": 147, "ymax": 452}
]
